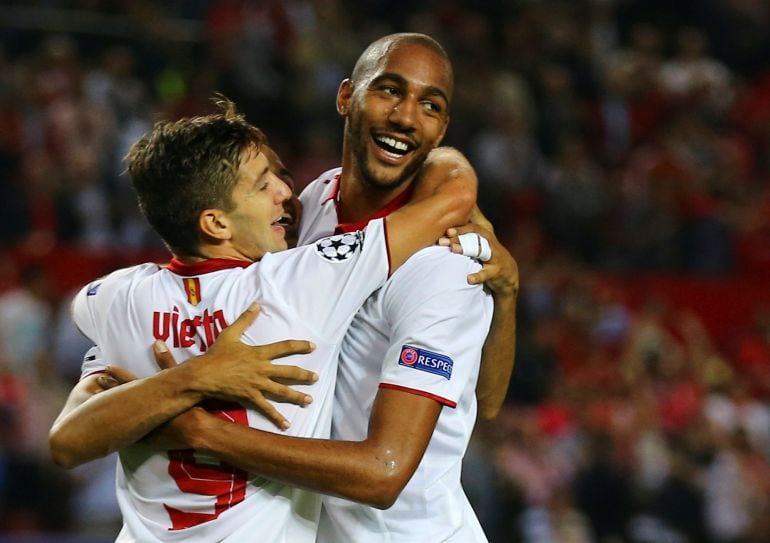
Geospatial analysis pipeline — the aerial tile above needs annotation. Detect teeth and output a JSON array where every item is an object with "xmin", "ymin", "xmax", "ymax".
[
  {"xmin": 274, "ymin": 212, "xmax": 292, "ymax": 226},
  {"xmin": 376, "ymin": 136, "xmax": 409, "ymax": 152}
]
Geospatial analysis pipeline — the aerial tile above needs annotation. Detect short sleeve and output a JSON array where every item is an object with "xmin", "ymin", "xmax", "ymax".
[
  {"xmin": 378, "ymin": 248, "xmax": 493, "ymax": 407},
  {"xmin": 79, "ymin": 345, "xmax": 107, "ymax": 380},
  {"xmin": 71, "ymin": 280, "xmax": 101, "ymax": 342}
]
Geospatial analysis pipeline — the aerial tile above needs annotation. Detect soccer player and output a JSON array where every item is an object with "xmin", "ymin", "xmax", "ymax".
[
  {"xmin": 49, "ymin": 98, "xmax": 477, "ymax": 541},
  {"xmin": 146, "ymin": 33, "xmax": 517, "ymax": 542}
]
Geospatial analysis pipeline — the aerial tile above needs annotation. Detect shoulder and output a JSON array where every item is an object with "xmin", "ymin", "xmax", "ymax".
[
  {"xmin": 392, "ymin": 246, "xmax": 482, "ymax": 283},
  {"xmin": 263, "ymin": 222, "xmax": 381, "ymax": 273},
  {"xmin": 297, "ymin": 167, "xmax": 343, "ymax": 245},
  {"xmin": 78, "ymin": 263, "xmax": 162, "ymax": 301},
  {"xmin": 72, "ymin": 263, "xmax": 162, "ymax": 337},
  {"xmin": 298, "ymin": 167, "xmax": 342, "ymax": 208},
  {"xmin": 382, "ymin": 247, "xmax": 487, "ymax": 312}
]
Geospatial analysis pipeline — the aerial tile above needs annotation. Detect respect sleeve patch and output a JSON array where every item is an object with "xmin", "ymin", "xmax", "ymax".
[{"xmin": 398, "ymin": 345, "xmax": 453, "ymax": 380}]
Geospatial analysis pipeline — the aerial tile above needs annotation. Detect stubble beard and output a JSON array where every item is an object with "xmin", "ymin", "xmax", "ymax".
[{"xmin": 347, "ymin": 114, "xmax": 431, "ymax": 193}]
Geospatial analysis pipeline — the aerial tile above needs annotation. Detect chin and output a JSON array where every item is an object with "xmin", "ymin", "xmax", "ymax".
[{"xmin": 361, "ymin": 164, "xmax": 413, "ymax": 192}]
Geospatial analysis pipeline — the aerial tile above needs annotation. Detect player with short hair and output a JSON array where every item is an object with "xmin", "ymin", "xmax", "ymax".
[
  {"xmin": 145, "ymin": 33, "xmax": 518, "ymax": 543},
  {"xmin": 49, "ymin": 97, "xmax": 477, "ymax": 542}
]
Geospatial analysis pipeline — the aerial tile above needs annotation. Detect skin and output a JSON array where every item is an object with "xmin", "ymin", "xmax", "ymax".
[
  {"xmin": 129, "ymin": 37, "xmax": 516, "ymax": 509},
  {"xmin": 51, "ymin": 35, "xmax": 515, "ymax": 517},
  {"xmin": 49, "ymin": 304, "xmax": 317, "ymax": 468},
  {"xmin": 49, "ymin": 137, "xmax": 475, "ymax": 469},
  {"xmin": 337, "ymin": 41, "xmax": 451, "ymax": 219},
  {"xmin": 263, "ymin": 145, "xmax": 303, "ymax": 248},
  {"xmin": 197, "ymin": 148, "xmax": 292, "ymax": 262}
]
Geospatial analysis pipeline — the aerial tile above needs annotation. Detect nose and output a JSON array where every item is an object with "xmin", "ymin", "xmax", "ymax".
[
  {"xmin": 275, "ymin": 177, "xmax": 292, "ymax": 203},
  {"xmin": 388, "ymin": 96, "xmax": 417, "ymax": 130}
]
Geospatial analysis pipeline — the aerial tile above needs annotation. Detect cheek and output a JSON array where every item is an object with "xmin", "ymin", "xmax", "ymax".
[{"xmin": 427, "ymin": 118, "xmax": 448, "ymax": 145}]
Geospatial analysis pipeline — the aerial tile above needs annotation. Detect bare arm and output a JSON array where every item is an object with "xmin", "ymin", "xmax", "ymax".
[
  {"xmin": 147, "ymin": 248, "xmax": 485, "ymax": 508},
  {"xmin": 49, "ymin": 305, "xmax": 317, "ymax": 469},
  {"xmin": 385, "ymin": 147, "xmax": 476, "ymax": 271},
  {"xmin": 477, "ymin": 293, "xmax": 517, "ymax": 419},
  {"xmin": 149, "ymin": 387, "xmax": 441, "ymax": 509},
  {"xmin": 441, "ymin": 215, "xmax": 519, "ymax": 420},
  {"xmin": 404, "ymin": 147, "xmax": 518, "ymax": 418}
]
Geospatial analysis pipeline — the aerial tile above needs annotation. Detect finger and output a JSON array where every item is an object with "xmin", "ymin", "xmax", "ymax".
[
  {"xmin": 267, "ymin": 364, "xmax": 319, "ymax": 385},
  {"xmin": 219, "ymin": 303, "xmax": 261, "ymax": 340},
  {"xmin": 451, "ymin": 223, "xmax": 491, "ymax": 236},
  {"xmin": 467, "ymin": 264, "xmax": 499, "ymax": 285},
  {"xmin": 106, "ymin": 365, "xmax": 139, "ymax": 383},
  {"xmin": 470, "ymin": 206, "xmax": 494, "ymax": 231},
  {"xmin": 248, "ymin": 376, "xmax": 315, "ymax": 406},
  {"xmin": 437, "ymin": 237, "xmax": 451, "ymax": 246},
  {"xmin": 251, "ymin": 397, "xmax": 291, "ymax": 431},
  {"xmin": 466, "ymin": 270, "xmax": 485, "ymax": 285},
  {"xmin": 96, "ymin": 374, "xmax": 121, "ymax": 391},
  {"xmin": 264, "ymin": 388, "xmax": 314, "ymax": 407},
  {"xmin": 153, "ymin": 340, "xmax": 178, "ymax": 370},
  {"xmin": 260, "ymin": 339, "xmax": 316, "ymax": 360}
]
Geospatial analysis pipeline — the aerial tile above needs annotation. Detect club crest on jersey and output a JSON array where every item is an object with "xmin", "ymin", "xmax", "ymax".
[
  {"xmin": 315, "ymin": 231, "xmax": 363, "ymax": 263},
  {"xmin": 183, "ymin": 277, "xmax": 202, "ymax": 306},
  {"xmin": 398, "ymin": 345, "xmax": 453, "ymax": 380}
]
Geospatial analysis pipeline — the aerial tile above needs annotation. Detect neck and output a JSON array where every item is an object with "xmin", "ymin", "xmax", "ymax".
[
  {"xmin": 178, "ymin": 243, "xmax": 254, "ymax": 264},
  {"xmin": 338, "ymin": 147, "xmax": 415, "ymax": 223}
]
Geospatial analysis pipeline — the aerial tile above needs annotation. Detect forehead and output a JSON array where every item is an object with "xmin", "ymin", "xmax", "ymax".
[
  {"xmin": 369, "ymin": 42, "xmax": 453, "ymax": 100},
  {"xmin": 238, "ymin": 146, "xmax": 269, "ymax": 175}
]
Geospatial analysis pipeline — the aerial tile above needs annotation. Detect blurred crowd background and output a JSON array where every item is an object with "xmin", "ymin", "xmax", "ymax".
[{"xmin": 1, "ymin": 1, "xmax": 770, "ymax": 542}]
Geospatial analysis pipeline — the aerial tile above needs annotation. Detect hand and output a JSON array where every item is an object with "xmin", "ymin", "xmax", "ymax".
[
  {"xmin": 153, "ymin": 303, "xmax": 318, "ymax": 430},
  {"xmin": 439, "ymin": 222, "xmax": 519, "ymax": 297},
  {"xmin": 93, "ymin": 365, "xmax": 138, "ymax": 391},
  {"xmin": 144, "ymin": 407, "xmax": 209, "ymax": 450}
]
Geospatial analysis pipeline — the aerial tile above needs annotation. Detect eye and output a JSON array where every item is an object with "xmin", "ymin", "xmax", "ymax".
[
  {"xmin": 379, "ymin": 85, "xmax": 400, "ymax": 97},
  {"xmin": 422, "ymin": 100, "xmax": 442, "ymax": 113}
]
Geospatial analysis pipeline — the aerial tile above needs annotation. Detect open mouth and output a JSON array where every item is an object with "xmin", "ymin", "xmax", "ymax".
[
  {"xmin": 274, "ymin": 211, "xmax": 294, "ymax": 227},
  {"xmin": 271, "ymin": 213, "xmax": 289, "ymax": 234},
  {"xmin": 373, "ymin": 134, "xmax": 415, "ymax": 160}
]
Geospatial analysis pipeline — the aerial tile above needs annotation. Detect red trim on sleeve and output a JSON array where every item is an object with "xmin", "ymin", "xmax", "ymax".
[
  {"xmin": 379, "ymin": 383, "xmax": 457, "ymax": 408},
  {"xmin": 80, "ymin": 369, "xmax": 107, "ymax": 380}
]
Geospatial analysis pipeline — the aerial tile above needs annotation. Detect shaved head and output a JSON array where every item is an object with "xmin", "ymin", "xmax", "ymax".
[{"xmin": 350, "ymin": 33, "xmax": 454, "ymax": 102}]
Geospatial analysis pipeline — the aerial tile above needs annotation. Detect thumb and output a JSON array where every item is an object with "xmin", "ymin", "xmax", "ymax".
[
  {"xmin": 105, "ymin": 364, "xmax": 138, "ymax": 384},
  {"xmin": 153, "ymin": 340, "xmax": 178, "ymax": 370}
]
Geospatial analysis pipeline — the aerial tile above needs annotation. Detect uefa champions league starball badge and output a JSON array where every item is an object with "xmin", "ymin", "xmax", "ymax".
[{"xmin": 315, "ymin": 231, "xmax": 364, "ymax": 262}]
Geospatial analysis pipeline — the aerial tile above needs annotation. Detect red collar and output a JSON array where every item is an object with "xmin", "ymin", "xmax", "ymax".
[
  {"xmin": 335, "ymin": 183, "xmax": 415, "ymax": 234},
  {"xmin": 167, "ymin": 258, "xmax": 251, "ymax": 276}
]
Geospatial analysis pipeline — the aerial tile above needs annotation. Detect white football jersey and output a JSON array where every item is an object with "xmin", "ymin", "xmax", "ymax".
[
  {"xmin": 299, "ymin": 169, "xmax": 493, "ymax": 542},
  {"xmin": 73, "ymin": 219, "xmax": 390, "ymax": 543}
]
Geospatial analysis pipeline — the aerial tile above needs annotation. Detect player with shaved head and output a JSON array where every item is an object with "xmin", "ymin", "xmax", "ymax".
[
  {"xmin": 145, "ymin": 33, "xmax": 517, "ymax": 542},
  {"xmin": 51, "ymin": 33, "xmax": 517, "ymax": 543}
]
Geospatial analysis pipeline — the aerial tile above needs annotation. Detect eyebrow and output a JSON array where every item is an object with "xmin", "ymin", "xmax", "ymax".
[
  {"xmin": 371, "ymin": 72, "xmax": 450, "ymax": 106},
  {"xmin": 252, "ymin": 165, "xmax": 270, "ymax": 188}
]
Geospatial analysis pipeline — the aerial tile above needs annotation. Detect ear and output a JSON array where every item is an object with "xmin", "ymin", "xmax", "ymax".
[
  {"xmin": 198, "ymin": 208, "xmax": 232, "ymax": 241},
  {"xmin": 336, "ymin": 79, "xmax": 354, "ymax": 116}
]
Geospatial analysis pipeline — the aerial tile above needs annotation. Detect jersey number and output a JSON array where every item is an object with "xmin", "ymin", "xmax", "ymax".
[{"xmin": 164, "ymin": 401, "xmax": 249, "ymax": 530}]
